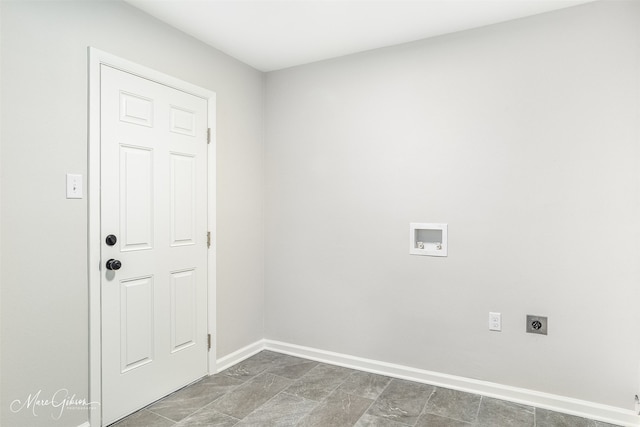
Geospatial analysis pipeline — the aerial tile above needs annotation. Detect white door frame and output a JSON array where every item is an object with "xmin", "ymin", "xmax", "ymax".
[{"xmin": 88, "ymin": 47, "xmax": 217, "ymax": 426}]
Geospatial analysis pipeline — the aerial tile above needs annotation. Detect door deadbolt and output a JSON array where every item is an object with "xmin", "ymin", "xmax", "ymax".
[
  {"xmin": 106, "ymin": 259, "xmax": 122, "ymax": 271},
  {"xmin": 105, "ymin": 234, "xmax": 117, "ymax": 246}
]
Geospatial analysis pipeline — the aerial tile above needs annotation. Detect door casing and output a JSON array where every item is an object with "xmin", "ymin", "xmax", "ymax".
[{"xmin": 88, "ymin": 47, "xmax": 217, "ymax": 427}]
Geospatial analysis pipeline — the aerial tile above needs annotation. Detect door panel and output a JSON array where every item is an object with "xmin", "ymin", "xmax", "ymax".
[
  {"xmin": 170, "ymin": 106, "xmax": 197, "ymax": 136},
  {"xmin": 120, "ymin": 145, "xmax": 154, "ymax": 251},
  {"xmin": 120, "ymin": 276, "xmax": 154, "ymax": 372},
  {"xmin": 170, "ymin": 269, "xmax": 197, "ymax": 352},
  {"xmin": 101, "ymin": 65, "xmax": 208, "ymax": 425},
  {"xmin": 170, "ymin": 153, "xmax": 196, "ymax": 246}
]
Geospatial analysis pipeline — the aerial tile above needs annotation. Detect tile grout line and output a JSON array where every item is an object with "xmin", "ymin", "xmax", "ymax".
[
  {"xmin": 236, "ymin": 372, "xmax": 298, "ymax": 422},
  {"xmin": 324, "ymin": 368, "xmax": 361, "ymax": 401},
  {"xmin": 475, "ymin": 395, "xmax": 483, "ymax": 425},
  {"xmin": 412, "ymin": 385, "xmax": 437, "ymax": 426},
  {"xmin": 279, "ymin": 364, "xmax": 362, "ymax": 425},
  {"xmin": 220, "ymin": 357, "xmax": 320, "ymax": 424},
  {"xmin": 357, "ymin": 377, "xmax": 420, "ymax": 427},
  {"xmin": 133, "ymin": 375, "xmax": 220, "ymax": 424},
  {"xmin": 355, "ymin": 376, "xmax": 405, "ymax": 426},
  {"xmin": 235, "ymin": 370, "xmax": 293, "ymax": 419},
  {"xmin": 349, "ymin": 383, "xmax": 386, "ymax": 427},
  {"xmin": 148, "ymin": 399, "xmax": 217, "ymax": 425},
  {"xmin": 182, "ymin": 395, "xmax": 243, "ymax": 425},
  {"xmin": 234, "ymin": 388, "xmax": 284, "ymax": 422},
  {"xmin": 355, "ymin": 399, "xmax": 378, "ymax": 426},
  {"xmin": 200, "ymin": 364, "xmax": 273, "ymax": 422},
  {"xmin": 357, "ymin": 373, "xmax": 396, "ymax": 426},
  {"xmin": 292, "ymin": 363, "xmax": 358, "ymax": 403},
  {"xmin": 145, "ymin": 408, "xmax": 184, "ymax": 425},
  {"xmin": 419, "ymin": 387, "xmax": 481, "ymax": 426},
  {"xmin": 323, "ymin": 370, "xmax": 393, "ymax": 427}
]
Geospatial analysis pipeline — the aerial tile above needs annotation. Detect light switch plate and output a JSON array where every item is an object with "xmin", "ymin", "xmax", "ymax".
[{"xmin": 66, "ymin": 173, "xmax": 83, "ymax": 199}]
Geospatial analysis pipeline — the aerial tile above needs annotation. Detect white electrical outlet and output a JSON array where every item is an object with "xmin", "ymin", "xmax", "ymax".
[{"xmin": 489, "ymin": 312, "xmax": 502, "ymax": 331}]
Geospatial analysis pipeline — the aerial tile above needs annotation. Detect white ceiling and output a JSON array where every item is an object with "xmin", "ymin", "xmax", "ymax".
[{"xmin": 125, "ymin": 0, "xmax": 595, "ymax": 72}]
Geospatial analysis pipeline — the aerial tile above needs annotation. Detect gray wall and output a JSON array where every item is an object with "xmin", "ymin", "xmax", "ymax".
[
  {"xmin": 0, "ymin": 1, "xmax": 264, "ymax": 426},
  {"xmin": 265, "ymin": 1, "xmax": 640, "ymax": 409}
]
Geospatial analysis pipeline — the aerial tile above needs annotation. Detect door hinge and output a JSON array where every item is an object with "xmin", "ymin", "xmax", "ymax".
[
  {"xmin": 207, "ymin": 333, "xmax": 212, "ymax": 351},
  {"xmin": 207, "ymin": 128, "xmax": 211, "ymax": 144},
  {"xmin": 207, "ymin": 231, "xmax": 211, "ymax": 248}
]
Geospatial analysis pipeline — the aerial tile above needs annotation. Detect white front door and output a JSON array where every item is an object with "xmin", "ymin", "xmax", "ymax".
[{"xmin": 100, "ymin": 65, "xmax": 209, "ymax": 425}]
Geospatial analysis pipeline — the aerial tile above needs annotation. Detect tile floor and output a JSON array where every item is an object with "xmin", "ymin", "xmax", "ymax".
[{"xmin": 112, "ymin": 351, "xmax": 620, "ymax": 427}]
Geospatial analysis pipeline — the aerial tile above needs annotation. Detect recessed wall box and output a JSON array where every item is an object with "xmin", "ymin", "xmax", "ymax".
[{"xmin": 410, "ymin": 223, "xmax": 447, "ymax": 257}]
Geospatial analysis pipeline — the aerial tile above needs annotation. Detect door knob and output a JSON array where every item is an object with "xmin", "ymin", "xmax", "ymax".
[
  {"xmin": 106, "ymin": 259, "xmax": 122, "ymax": 271},
  {"xmin": 105, "ymin": 234, "xmax": 117, "ymax": 246}
]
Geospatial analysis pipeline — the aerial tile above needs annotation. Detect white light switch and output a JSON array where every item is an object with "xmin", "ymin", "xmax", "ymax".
[{"xmin": 66, "ymin": 173, "xmax": 83, "ymax": 199}]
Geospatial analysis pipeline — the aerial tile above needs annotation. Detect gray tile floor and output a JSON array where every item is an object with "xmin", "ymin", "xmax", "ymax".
[{"xmin": 112, "ymin": 351, "xmax": 620, "ymax": 427}]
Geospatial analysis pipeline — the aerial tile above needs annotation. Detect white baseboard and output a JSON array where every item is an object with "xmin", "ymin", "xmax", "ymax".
[
  {"xmin": 77, "ymin": 422, "xmax": 91, "ymax": 427},
  {"xmin": 262, "ymin": 339, "xmax": 639, "ymax": 427},
  {"xmin": 215, "ymin": 340, "xmax": 265, "ymax": 373}
]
